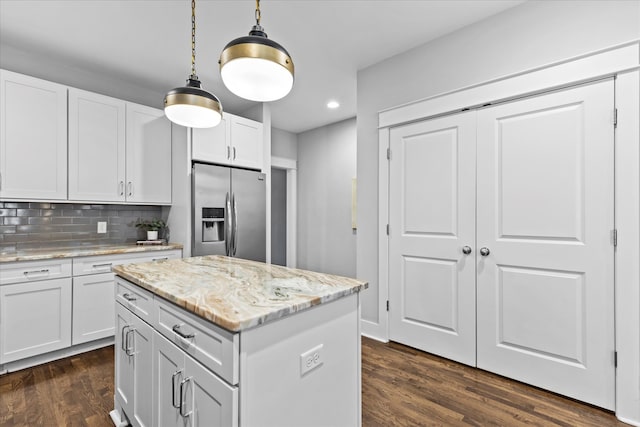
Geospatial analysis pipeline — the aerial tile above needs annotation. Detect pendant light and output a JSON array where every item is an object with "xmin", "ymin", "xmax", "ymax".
[
  {"xmin": 164, "ymin": 0, "xmax": 222, "ymax": 128},
  {"xmin": 219, "ymin": 0, "xmax": 294, "ymax": 102}
]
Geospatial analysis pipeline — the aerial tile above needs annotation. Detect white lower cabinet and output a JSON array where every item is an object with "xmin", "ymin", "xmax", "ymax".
[
  {"xmin": 153, "ymin": 332, "xmax": 238, "ymax": 427},
  {"xmin": 0, "ymin": 248, "xmax": 182, "ymax": 372},
  {"xmin": 116, "ymin": 302, "xmax": 154, "ymax": 427},
  {"xmin": 0, "ymin": 277, "xmax": 72, "ymax": 363}
]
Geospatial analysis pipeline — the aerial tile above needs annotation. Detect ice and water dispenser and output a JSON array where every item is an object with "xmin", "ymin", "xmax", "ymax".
[{"xmin": 201, "ymin": 207, "xmax": 225, "ymax": 242}]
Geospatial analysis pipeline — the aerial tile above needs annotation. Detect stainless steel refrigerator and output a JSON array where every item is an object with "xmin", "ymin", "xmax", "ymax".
[{"xmin": 192, "ymin": 162, "xmax": 266, "ymax": 261}]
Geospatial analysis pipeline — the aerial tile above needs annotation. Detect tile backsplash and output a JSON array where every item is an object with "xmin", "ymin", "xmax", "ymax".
[{"xmin": 0, "ymin": 202, "xmax": 164, "ymax": 252}]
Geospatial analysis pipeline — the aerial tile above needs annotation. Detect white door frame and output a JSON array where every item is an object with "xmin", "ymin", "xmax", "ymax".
[
  {"xmin": 271, "ymin": 156, "xmax": 297, "ymax": 268},
  {"xmin": 377, "ymin": 40, "xmax": 640, "ymax": 423}
]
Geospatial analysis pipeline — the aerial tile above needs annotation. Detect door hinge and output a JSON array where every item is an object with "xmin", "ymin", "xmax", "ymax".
[
  {"xmin": 614, "ymin": 108, "xmax": 618, "ymax": 128},
  {"xmin": 386, "ymin": 148, "xmax": 391, "ymax": 160},
  {"xmin": 614, "ymin": 351, "xmax": 618, "ymax": 367},
  {"xmin": 386, "ymin": 224, "xmax": 390, "ymax": 236},
  {"xmin": 613, "ymin": 229, "xmax": 618, "ymax": 247},
  {"xmin": 386, "ymin": 300, "xmax": 389, "ymax": 311}
]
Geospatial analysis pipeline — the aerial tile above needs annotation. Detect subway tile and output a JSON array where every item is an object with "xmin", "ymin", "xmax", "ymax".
[
  {"xmin": 0, "ymin": 225, "xmax": 16, "ymax": 234},
  {"xmin": 4, "ymin": 234, "xmax": 28, "ymax": 243},
  {"xmin": 51, "ymin": 217, "xmax": 73, "ymax": 225},
  {"xmin": 28, "ymin": 217, "xmax": 52, "ymax": 225},
  {"xmin": 63, "ymin": 210, "xmax": 85, "ymax": 216},
  {"xmin": 40, "ymin": 209, "xmax": 61, "ymax": 217},
  {"xmin": 0, "ymin": 209, "xmax": 16, "ymax": 217},
  {"xmin": 3, "ymin": 202, "xmax": 30, "ymax": 209},
  {"xmin": 4, "ymin": 217, "xmax": 28, "ymax": 225},
  {"xmin": 17, "ymin": 225, "xmax": 57, "ymax": 233},
  {"xmin": 72, "ymin": 217, "xmax": 92, "ymax": 225},
  {"xmin": 29, "ymin": 202, "xmax": 51, "ymax": 209},
  {"xmin": 16, "ymin": 209, "xmax": 40, "ymax": 217}
]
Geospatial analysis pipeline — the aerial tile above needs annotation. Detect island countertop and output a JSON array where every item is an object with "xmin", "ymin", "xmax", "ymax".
[{"xmin": 112, "ymin": 255, "xmax": 368, "ymax": 332}]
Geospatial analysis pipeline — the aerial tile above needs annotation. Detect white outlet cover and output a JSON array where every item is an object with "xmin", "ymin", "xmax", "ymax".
[
  {"xmin": 97, "ymin": 221, "xmax": 107, "ymax": 233},
  {"xmin": 300, "ymin": 344, "xmax": 324, "ymax": 376}
]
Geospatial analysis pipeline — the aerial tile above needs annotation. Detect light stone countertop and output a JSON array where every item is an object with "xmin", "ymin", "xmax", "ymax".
[
  {"xmin": 0, "ymin": 243, "xmax": 184, "ymax": 263},
  {"xmin": 112, "ymin": 255, "xmax": 368, "ymax": 332}
]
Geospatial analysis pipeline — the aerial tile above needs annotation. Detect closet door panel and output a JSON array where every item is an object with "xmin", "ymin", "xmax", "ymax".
[
  {"xmin": 476, "ymin": 79, "xmax": 615, "ymax": 410},
  {"xmin": 388, "ymin": 111, "xmax": 476, "ymax": 366}
]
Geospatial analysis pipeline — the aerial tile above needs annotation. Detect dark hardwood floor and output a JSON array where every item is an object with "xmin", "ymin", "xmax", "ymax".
[{"xmin": 0, "ymin": 339, "xmax": 627, "ymax": 426}]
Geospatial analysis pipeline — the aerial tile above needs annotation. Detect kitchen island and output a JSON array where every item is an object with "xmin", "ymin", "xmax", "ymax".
[{"xmin": 111, "ymin": 255, "xmax": 367, "ymax": 427}]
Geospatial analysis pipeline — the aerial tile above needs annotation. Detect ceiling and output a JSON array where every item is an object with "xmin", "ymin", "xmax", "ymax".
[{"xmin": 0, "ymin": 0, "xmax": 525, "ymax": 134}]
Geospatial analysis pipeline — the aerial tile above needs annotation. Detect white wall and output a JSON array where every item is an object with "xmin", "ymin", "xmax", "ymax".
[
  {"xmin": 297, "ymin": 118, "xmax": 356, "ymax": 277},
  {"xmin": 272, "ymin": 127, "xmax": 298, "ymax": 160},
  {"xmin": 356, "ymin": 0, "xmax": 640, "ymax": 332}
]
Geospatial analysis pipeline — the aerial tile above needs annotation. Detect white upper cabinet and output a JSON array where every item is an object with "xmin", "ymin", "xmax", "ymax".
[
  {"xmin": 192, "ymin": 114, "xmax": 230, "ymax": 165},
  {"xmin": 68, "ymin": 88, "xmax": 171, "ymax": 205},
  {"xmin": 125, "ymin": 103, "xmax": 172, "ymax": 204},
  {"xmin": 192, "ymin": 113, "xmax": 263, "ymax": 170},
  {"xmin": 0, "ymin": 70, "xmax": 68, "ymax": 200},
  {"xmin": 68, "ymin": 88, "xmax": 126, "ymax": 202}
]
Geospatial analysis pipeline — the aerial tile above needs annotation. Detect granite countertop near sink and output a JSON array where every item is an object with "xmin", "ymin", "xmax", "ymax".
[
  {"xmin": 112, "ymin": 255, "xmax": 368, "ymax": 332},
  {"xmin": 0, "ymin": 243, "xmax": 184, "ymax": 263}
]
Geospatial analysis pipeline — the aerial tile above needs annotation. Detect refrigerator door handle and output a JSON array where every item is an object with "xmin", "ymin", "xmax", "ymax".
[
  {"xmin": 225, "ymin": 192, "xmax": 232, "ymax": 256},
  {"xmin": 232, "ymin": 194, "xmax": 238, "ymax": 256}
]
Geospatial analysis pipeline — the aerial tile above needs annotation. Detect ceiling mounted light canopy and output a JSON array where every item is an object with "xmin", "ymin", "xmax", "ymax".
[
  {"xmin": 164, "ymin": 0, "xmax": 222, "ymax": 128},
  {"xmin": 219, "ymin": 0, "xmax": 294, "ymax": 102}
]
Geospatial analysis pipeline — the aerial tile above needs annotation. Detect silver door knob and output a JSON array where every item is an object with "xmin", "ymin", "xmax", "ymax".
[
  {"xmin": 462, "ymin": 246, "xmax": 472, "ymax": 255},
  {"xmin": 480, "ymin": 247, "xmax": 490, "ymax": 257}
]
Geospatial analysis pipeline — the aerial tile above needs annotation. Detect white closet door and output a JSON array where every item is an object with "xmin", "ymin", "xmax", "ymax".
[
  {"xmin": 476, "ymin": 79, "xmax": 615, "ymax": 409},
  {"xmin": 389, "ymin": 112, "xmax": 476, "ymax": 366}
]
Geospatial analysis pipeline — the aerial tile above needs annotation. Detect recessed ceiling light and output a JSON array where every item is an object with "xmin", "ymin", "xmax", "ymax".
[{"xmin": 327, "ymin": 101, "xmax": 340, "ymax": 109}]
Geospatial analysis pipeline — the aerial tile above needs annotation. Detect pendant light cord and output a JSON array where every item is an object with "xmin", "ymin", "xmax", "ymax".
[
  {"xmin": 255, "ymin": 0, "xmax": 261, "ymax": 25},
  {"xmin": 191, "ymin": 0, "xmax": 197, "ymax": 78}
]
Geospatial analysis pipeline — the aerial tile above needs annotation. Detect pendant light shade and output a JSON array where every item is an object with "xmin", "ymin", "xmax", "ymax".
[
  {"xmin": 219, "ymin": 1, "xmax": 294, "ymax": 102},
  {"xmin": 165, "ymin": 77, "xmax": 222, "ymax": 128},
  {"xmin": 164, "ymin": 0, "xmax": 222, "ymax": 128}
]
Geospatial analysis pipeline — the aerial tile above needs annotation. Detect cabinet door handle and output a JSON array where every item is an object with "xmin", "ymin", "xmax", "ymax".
[
  {"xmin": 233, "ymin": 146, "xmax": 236, "ymax": 160},
  {"xmin": 127, "ymin": 182, "xmax": 133, "ymax": 197},
  {"xmin": 23, "ymin": 269, "xmax": 50, "ymax": 277},
  {"xmin": 171, "ymin": 370, "xmax": 183, "ymax": 409},
  {"xmin": 125, "ymin": 328, "xmax": 135, "ymax": 356},
  {"xmin": 119, "ymin": 181, "xmax": 124, "ymax": 196},
  {"xmin": 179, "ymin": 377, "xmax": 193, "ymax": 418},
  {"xmin": 172, "ymin": 324, "xmax": 195, "ymax": 340},
  {"xmin": 226, "ymin": 146, "xmax": 231, "ymax": 159},
  {"xmin": 121, "ymin": 325, "xmax": 130, "ymax": 352},
  {"xmin": 122, "ymin": 293, "xmax": 137, "ymax": 302}
]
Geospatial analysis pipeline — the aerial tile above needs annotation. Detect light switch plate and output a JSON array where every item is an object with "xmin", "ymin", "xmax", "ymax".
[
  {"xmin": 97, "ymin": 221, "xmax": 107, "ymax": 233},
  {"xmin": 300, "ymin": 344, "xmax": 323, "ymax": 376}
]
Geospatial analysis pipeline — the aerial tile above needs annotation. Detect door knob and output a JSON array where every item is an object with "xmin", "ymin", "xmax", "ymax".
[
  {"xmin": 480, "ymin": 247, "xmax": 490, "ymax": 257},
  {"xmin": 462, "ymin": 246, "xmax": 472, "ymax": 255}
]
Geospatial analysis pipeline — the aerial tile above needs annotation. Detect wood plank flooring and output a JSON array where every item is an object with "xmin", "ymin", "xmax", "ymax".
[{"xmin": 0, "ymin": 339, "xmax": 627, "ymax": 426}]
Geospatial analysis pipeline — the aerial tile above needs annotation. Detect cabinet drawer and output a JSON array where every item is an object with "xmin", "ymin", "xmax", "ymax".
[
  {"xmin": 0, "ymin": 258, "xmax": 72, "ymax": 285},
  {"xmin": 73, "ymin": 249, "xmax": 182, "ymax": 276},
  {"xmin": 115, "ymin": 276, "xmax": 154, "ymax": 324},
  {"xmin": 154, "ymin": 297, "xmax": 239, "ymax": 385}
]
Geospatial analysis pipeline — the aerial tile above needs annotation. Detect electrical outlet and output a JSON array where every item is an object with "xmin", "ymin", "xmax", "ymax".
[
  {"xmin": 97, "ymin": 221, "xmax": 107, "ymax": 234},
  {"xmin": 300, "ymin": 344, "xmax": 323, "ymax": 376}
]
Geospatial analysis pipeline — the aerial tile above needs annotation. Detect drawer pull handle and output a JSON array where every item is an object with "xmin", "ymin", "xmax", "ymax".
[
  {"xmin": 172, "ymin": 324, "xmax": 195, "ymax": 340},
  {"xmin": 171, "ymin": 370, "xmax": 183, "ymax": 409},
  {"xmin": 23, "ymin": 269, "xmax": 50, "ymax": 276},
  {"xmin": 152, "ymin": 257, "xmax": 169, "ymax": 262},
  {"xmin": 179, "ymin": 377, "xmax": 193, "ymax": 418},
  {"xmin": 122, "ymin": 293, "xmax": 137, "ymax": 302},
  {"xmin": 92, "ymin": 263, "xmax": 113, "ymax": 268}
]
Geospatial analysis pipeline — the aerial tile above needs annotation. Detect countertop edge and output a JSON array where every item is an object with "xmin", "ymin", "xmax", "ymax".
[{"xmin": 0, "ymin": 243, "xmax": 184, "ymax": 263}]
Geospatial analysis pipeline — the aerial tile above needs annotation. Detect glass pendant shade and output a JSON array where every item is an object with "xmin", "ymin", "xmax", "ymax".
[
  {"xmin": 164, "ymin": 77, "xmax": 222, "ymax": 128},
  {"xmin": 220, "ymin": 26, "xmax": 294, "ymax": 102}
]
